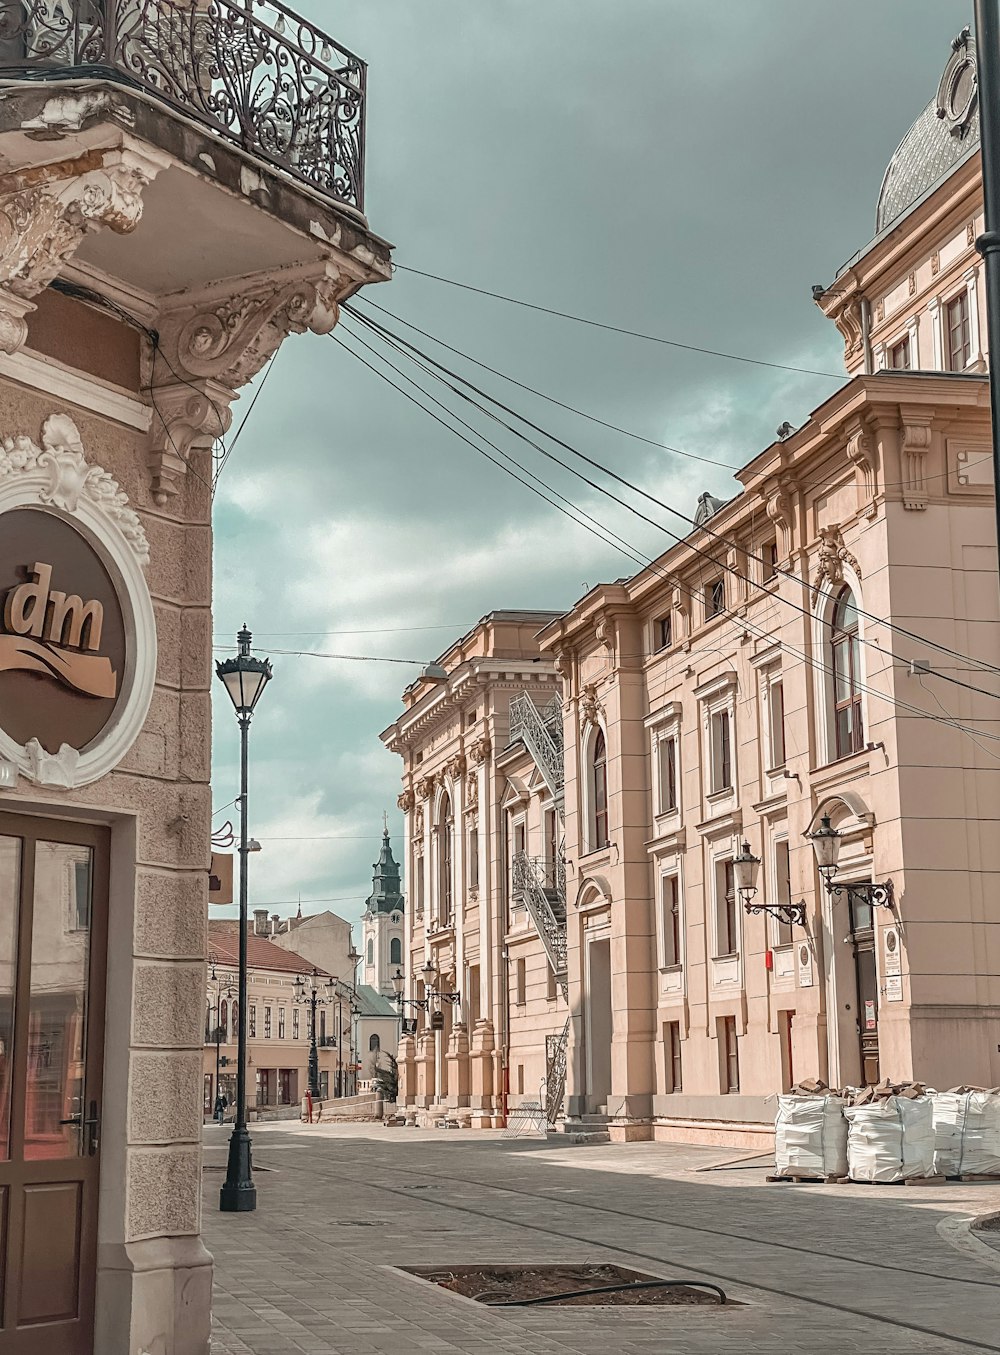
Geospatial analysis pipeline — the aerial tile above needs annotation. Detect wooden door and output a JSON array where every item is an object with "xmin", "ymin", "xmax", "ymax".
[
  {"xmin": 0, "ymin": 812, "xmax": 109, "ymax": 1355},
  {"xmin": 850, "ymin": 895, "xmax": 880, "ymax": 1086}
]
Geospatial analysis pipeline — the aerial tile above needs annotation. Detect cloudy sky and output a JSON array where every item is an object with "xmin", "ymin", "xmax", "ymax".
[{"xmin": 210, "ymin": 0, "xmax": 971, "ymax": 932}]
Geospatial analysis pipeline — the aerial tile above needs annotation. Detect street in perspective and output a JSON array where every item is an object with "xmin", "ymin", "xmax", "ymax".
[{"xmin": 0, "ymin": 2, "xmax": 998, "ymax": 1353}]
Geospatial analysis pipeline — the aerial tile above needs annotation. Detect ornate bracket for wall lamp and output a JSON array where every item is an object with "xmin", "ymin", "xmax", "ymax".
[
  {"xmin": 808, "ymin": 815, "xmax": 896, "ymax": 912},
  {"xmin": 733, "ymin": 842, "xmax": 807, "ymax": 928}
]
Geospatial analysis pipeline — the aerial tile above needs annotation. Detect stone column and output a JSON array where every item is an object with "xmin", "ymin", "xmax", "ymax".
[
  {"xmin": 396, "ymin": 1032, "xmax": 417, "ymax": 1106},
  {"xmin": 415, "ymin": 1030, "xmax": 435, "ymax": 1108},
  {"xmin": 445, "ymin": 1021, "xmax": 470, "ymax": 1112},
  {"xmin": 469, "ymin": 1018, "xmax": 496, "ymax": 1127}
]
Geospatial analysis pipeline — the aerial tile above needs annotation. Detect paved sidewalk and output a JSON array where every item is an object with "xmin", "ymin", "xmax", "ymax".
[{"xmin": 204, "ymin": 1122, "xmax": 1000, "ymax": 1355}]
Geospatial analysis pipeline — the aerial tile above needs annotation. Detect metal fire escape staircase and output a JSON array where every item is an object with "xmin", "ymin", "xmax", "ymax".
[{"xmin": 509, "ymin": 691, "xmax": 570, "ymax": 1124}]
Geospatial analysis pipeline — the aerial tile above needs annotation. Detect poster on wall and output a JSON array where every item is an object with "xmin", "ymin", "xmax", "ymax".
[
  {"xmin": 882, "ymin": 926, "xmax": 903, "ymax": 1001},
  {"xmin": 797, "ymin": 942, "xmax": 814, "ymax": 987}
]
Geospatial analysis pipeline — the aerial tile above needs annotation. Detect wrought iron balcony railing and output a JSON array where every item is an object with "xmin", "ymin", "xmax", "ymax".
[{"xmin": 0, "ymin": 0, "xmax": 366, "ymax": 210}]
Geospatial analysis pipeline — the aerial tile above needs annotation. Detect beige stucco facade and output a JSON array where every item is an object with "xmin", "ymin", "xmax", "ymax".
[
  {"xmin": 382, "ymin": 613, "xmax": 570, "ymax": 1126},
  {"xmin": 383, "ymin": 29, "xmax": 1000, "ymax": 1150},
  {"xmin": 0, "ymin": 21, "xmax": 389, "ymax": 1353}
]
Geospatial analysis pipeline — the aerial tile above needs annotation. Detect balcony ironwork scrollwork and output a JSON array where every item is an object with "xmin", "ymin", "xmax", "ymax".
[{"xmin": 0, "ymin": 0, "xmax": 366, "ymax": 210}]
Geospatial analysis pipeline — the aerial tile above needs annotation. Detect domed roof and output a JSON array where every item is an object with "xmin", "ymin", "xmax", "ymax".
[{"xmin": 876, "ymin": 29, "xmax": 979, "ymax": 234}]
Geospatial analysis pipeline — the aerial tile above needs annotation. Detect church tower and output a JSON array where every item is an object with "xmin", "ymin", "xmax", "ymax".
[{"xmin": 362, "ymin": 823, "xmax": 405, "ymax": 997}]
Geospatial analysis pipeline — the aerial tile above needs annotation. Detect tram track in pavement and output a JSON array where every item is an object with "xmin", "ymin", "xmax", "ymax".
[{"xmin": 253, "ymin": 1139, "xmax": 1000, "ymax": 1353}]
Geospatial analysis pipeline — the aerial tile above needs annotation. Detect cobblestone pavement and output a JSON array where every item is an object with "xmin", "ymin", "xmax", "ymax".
[{"xmin": 204, "ymin": 1121, "xmax": 1000, "ymax": 1355}]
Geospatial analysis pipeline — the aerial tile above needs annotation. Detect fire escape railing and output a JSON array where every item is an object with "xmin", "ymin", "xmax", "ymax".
[
  {"xmin": 512, "ymin": 850, "xmax": 567, "ymax": 997},
  {"xmin": 545, "ymin": 1016, "xmax": 570, "ymax": 1127},
  {"xmin": 0, "ymin": 0, "xmax": 366, "ymax": 209},
  {"xmin": 509, "ymin": 690, "xmax": 564, "ymax": 807}
]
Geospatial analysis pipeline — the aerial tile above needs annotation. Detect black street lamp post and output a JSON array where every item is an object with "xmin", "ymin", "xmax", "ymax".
[
  {"xmin": 732, "ymin": 840, "xmax": 806, "ymax": 928},
  {"xmin": 215, "ymin": 625, "xmax": 272, "ymax": 1215},
  {"xmin": 294, "ymin": 968, "xmax": 334, "ymax": 1098}
]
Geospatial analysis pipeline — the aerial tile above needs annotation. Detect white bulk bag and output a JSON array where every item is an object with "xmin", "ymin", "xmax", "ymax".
[
  {"xmin": 932, "ymin": 1091, "xmax": 1000, "ymax": 1178},
  {"xmin": 845, "ymin": 1095, "xmax": 935, "ymax": 1182},
  {"xmin": 774, "ymin": 1095, "xmax": 848, "ymax": 1177}
]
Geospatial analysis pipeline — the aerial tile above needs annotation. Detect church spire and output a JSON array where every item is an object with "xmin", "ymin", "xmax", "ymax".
[{"xmin": 365, "ymin": 816, "xmax": 404, "ymax": 916}]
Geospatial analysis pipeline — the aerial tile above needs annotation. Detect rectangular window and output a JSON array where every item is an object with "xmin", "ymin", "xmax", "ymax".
[
  {"xmin": 319, "ymin": 1071, "xmax": 330, "ymax": 1098},
  {"xmin": 946, "ymin": 290, "xmax": 971, "ymax": 371},
  {"xmin": 517, "ymin": 1064, "xmax": 525, "ymax": 1095},
  {"xmin": 292, "ymin": 1008, "xmax": 300, "ymax": 1039},
  {"xmin": 721, "ymin": 1016, "xmax": 740, "ymax": 1093},
  {"xmin": 762, "ymin": 540, "xmax": 778, "ymax": 583},
  {"xmin": 769, "ymin": 679, "xmax": 786, "ymax": 769},
  {"xmin": 657, "ymin": 734, "xmax": 678, "ymax": 814},
  {"xmin": 319, "ymin": 1008, "xmax": 327, "ymax": 1043},
  {"xmin": 711, "ymin": 709, "xmax": 732, "ymax": 793},
  {"xmin": 515, "ymin": 957, "xmax": 526, "ymax": 1006},
  {"xmin": 248, "ymin": 1005, "xmax": 256, "ymax": 1038},
  {"xmin": 705, "ymin": 577, "xmax": 725, "ymax": 620},
  {"xmin": 415, "ymin": 855, "xmax": 425, "ymax": 914},
  {"xmin": 661, "ymin": 874, "xmax": 681, "ymax": 967},
  {"xmin": 665, "ymin": 1021, "xmax": 682, "ymax": 1093},
  {"xmin": 890, "ymin": 334, "xmax": 911, "ymax": 369},
  {"xmin": 278, "ymin": 1008, "xmax": 285, "ymax": 1039},
  {"xmin": 773, "ymin": 838, "xmax": 792, "ymax": 948},
  {"xmin": 264, "ymin": 1007, "xmax": 272, "ymax": 1039},
  {"xmin": 654, "ymin": 613, "xmax": 672, "ymax": 651},
  {"xmin": 716, "ymin": 859, "xmax": 738, "ymax": 957}
]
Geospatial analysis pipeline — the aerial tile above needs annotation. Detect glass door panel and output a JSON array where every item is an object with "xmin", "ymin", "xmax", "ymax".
[
  {"xmin": 0, "ymin": 837, "xmax": 20, "ymax": 1161},
  {"xmin": 24, "ymin": 843, "xmax": 94, "ymax": 1162}
]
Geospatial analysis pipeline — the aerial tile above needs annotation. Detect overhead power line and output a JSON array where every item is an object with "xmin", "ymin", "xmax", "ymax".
[
  {"xmin": 345, "ymin": 303, "xmax": 1000, "ymax": 682},
  {"xmin": 392, "ymin": 261, "xmax": 845, "ymax": 381},
  {"xmin": 330, "ymin": 318, "xmax": 1000, "ymax": 747}
]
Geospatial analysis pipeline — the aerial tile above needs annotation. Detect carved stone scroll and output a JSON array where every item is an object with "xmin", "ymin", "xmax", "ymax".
[{"xmin": 900, "ymin": 408, "xmax": 933, "ymax": 511}]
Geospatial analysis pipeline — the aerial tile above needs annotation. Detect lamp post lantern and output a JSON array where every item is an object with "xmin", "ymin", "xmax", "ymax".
[
  {"xmin": 807, "ymin": 814, "xmax": 895, "ymax": 912},
  {"xmin": 294, "ymin": 968, "xmax": 334, "ymax": 1098},
  {"xmin": 733, "ymin": 839, "xmax": 807, "ymax": 929},
  {"xmin": 215, "ymin": 625, "xmax": 272, "ymax": 1214}
]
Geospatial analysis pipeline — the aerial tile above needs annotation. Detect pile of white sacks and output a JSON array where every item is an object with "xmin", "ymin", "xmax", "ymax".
[{"xmin": 774, "ymin": 1080, "xmax": 1000, "ymax": 1183}]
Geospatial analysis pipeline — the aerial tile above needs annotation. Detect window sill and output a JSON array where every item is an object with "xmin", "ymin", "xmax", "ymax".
[
  {"xmin": 579, "ymin": 844, "xmax": 612, "ymax": 863},
  {"xmin": 712, "ymin": 953, "xmax": 739, "ymax": 963},
  {"xmin": 659, "ymin": 963, "xmax": 683, "ymax": 975}
]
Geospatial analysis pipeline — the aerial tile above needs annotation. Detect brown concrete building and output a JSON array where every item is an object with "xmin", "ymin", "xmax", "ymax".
[{"xmin": 0, "ymin": 5, "xmax": 388, "ymax": 1352}]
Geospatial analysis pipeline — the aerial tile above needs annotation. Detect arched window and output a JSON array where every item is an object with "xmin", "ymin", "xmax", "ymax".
[
  {"xmin": 830, "ymin": 586, "xmax": 863, "ymax": 758},
  {"xmin": 390, "ymin": 936, "xmax": 402, "ymax": 965},
  {"xmin": 219, "ymin": 998, "xmax": 228, "ymax": 1043},
  {"xmin": 591, "ymin": 730, "xmax": 609, "ymax": 850},
  {"xmin": 438, "ymin": 792, "xmax": 453, "ymax": 925},
  {"xmin": 367, "ymin": 938, "xmax": 374, "ymax": 965},
  {"xmin": 369, "ymin": 1034, "xmax": 380, "ymax": 1053}
]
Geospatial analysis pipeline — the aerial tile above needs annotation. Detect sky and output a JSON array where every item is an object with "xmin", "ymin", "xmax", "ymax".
[{"xmin": 210, "ymin": 0, "xmax": 972, "ymax": 934}]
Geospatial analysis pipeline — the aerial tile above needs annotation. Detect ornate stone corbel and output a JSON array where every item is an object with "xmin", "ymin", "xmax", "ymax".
[
  {"xmin": 414, "ymin": 774, "xmax": 435, "ymax": 800},
  {"xmin": 444, "ymin": 753, "xmax": 466, "ymax": 783},
  {"xmin": 829, "ymin": 295, "xmax": 863, "ymax": 368},
  {"xmin": 594, "ymin": 612, "xmax": 614, "ymax": 653},
  {"xmin": 899, "ymin": 408, "xmax": 933, "ymax": 511},
  {"xmin": 845, "ymin": 418, "xmax": 877, "ymax": 512},
  {"xmin": 397, "ymin": 789, "xmax": 415, "ymax": 813},
  {"xmin": 470, "ymin": 735, "xmax": 491, "ymax": 766},
  {"xmin": 814, "ymin": 526, "xmax": 860, "ymax": 587},
  {"xmin": 0, "ymin": 146, "xmax": 157, "ymax": 354},
  {"xmin": 147, "ymin": 262, "xmax": 351, "ymax": 504},
  {"xmin": 765, "ymin": 476, "xmax": 794, "ymax": 561},
  {"xmin": 553, "ymin": 647, "xmax": 572, "ymax": 680}
]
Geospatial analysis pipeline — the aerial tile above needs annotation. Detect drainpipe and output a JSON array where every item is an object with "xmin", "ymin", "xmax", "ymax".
[
  {"xmin": 974, "ymin": 0, "xmax": 1000, "ymax": 587},
  {"xmin": 860, "ymin": 296, "xmax": 873, "ymax": 375}
]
